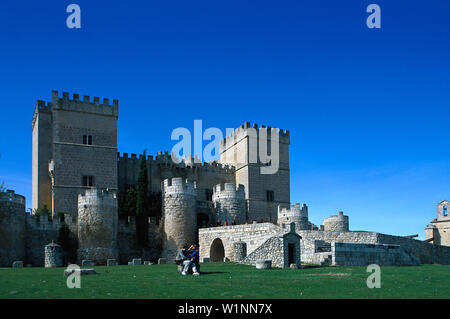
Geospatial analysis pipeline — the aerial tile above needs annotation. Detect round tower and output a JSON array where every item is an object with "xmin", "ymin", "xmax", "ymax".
[
  {"xmin": 77, "ymin": 188, "xmax": 118, "ymax": 265},
  {"xmin": 161, "ymin": 177, "xmax": 197, "ymax": 261},
  {"xmin": 323, "ymin": 211, "xmax": 349, "ymax": 232},
  {"xmin": 0, "ymin": 190, "xmax": 26, "ymax": 267},
  {"xmin": 212, "ymin": 183, "xmax": 246, "ymax": 225},
  {"xmin": 277, "ymin": 203, "xmax": 309, "ymax": 230}
]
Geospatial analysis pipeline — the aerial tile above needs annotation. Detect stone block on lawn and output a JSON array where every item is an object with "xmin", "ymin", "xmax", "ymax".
[
  {"xmin": 128, "ymin": 261, "xmax": 133, "ymax": 265},
  {"xmin": 12, "ymin": 261, "xmax": 23, "ymax": 268},
  {"xmin": 132, "ymin": 258, "xmax": 142, "ymax": 265},
  {"xmin": 158, "ymin": 258, "xmax": 167, "ymax": 264},
  {"xmin": 255, "ymin": 260, "xmax": 272, "ymax": 269},
  {"xmin": 82, "ymin": 260, "xmax": 93, "ymax": 267},
  {"xmin": 143, "ymin": 261, "xmax": 151, "ymax": 265},
  {"xmin": 201, "ymin": 258, "xmax": 210, "ymax": 263},
  {"xmin": 290, "ymin": 263, "xmax": 299, "ymax": 269},
  {"xmin": 107, "ymin": 259, "xmax": 117, "ymax": 266}
]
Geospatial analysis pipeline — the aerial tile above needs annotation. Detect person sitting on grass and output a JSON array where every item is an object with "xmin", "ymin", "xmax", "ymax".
[
  {"xmin": 182, "ymin": 244, "xmax": 200, "ymax": 276},
  {"xmin": 175, "ymin": 244, "xmax": 190, "ymax": 265}
]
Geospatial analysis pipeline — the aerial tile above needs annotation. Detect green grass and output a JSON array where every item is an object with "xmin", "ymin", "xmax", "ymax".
[{"xmin": 0, "ymin": 263, "xmax": 449, "ymax": 299}]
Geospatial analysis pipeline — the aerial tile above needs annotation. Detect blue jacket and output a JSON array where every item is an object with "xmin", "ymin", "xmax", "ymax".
[{"xmin": 188, "ymin": 250, "xmax": 199, "ymax": 264}]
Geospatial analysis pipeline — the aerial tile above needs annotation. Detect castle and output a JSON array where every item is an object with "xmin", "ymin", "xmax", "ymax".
[{"xmin": 0, "ymin": 90, "xmax": 449, "ymax": 268}]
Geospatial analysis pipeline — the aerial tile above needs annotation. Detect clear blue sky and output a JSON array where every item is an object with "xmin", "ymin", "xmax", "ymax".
[{"xmin": 0, "ymin": 0, "xmax": 449, "ymax": 238}]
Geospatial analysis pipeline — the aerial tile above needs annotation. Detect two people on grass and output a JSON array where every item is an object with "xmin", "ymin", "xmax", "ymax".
[{"xmin": 175, "ymin": 244, "xmax": 200, "ymax": 276}]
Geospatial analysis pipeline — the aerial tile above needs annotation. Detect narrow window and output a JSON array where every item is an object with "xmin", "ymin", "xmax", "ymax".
[
  {"xmin": 444, "ymin": 205, "xmax": 448, "ymax": 216},
  {"xmin": 266, "ymin": 190, "xmax": 274, "ymax": 202},
  {"xmin": 82, "ymin": 135, "xmax": 87, "ymax": 144},
  {"xmin": 82, "ymin": 176, "xmax": 94, "ymax": 187},
  {"xmin": 88, "ymin": 135, "xmax": 92, "ymax": 145}
]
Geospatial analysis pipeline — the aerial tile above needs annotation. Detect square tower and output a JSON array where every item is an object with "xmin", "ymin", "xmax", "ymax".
[
  {"xmin": 32, "ymin": 90, "xmax": 119, "ymax": 217},
  {"xmin": 219, "ymin": 122, "xmax": 290, "ymax": 222}
]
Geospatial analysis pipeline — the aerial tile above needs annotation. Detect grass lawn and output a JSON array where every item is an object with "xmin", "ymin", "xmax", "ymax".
[{"xmin": 0, "ymin": 263, "xmax": 449, "ymax": 299}]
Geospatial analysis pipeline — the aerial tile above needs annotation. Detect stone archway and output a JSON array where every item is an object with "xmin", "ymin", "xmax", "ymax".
[{"xmin": 210, "ymin": 238, "xmax": 225, "ymax": 262}]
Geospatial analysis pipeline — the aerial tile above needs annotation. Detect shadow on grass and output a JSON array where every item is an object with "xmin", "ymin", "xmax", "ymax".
[{"xmin": 198, "ymin": 271, "xmax": 228, "ymax": 275}]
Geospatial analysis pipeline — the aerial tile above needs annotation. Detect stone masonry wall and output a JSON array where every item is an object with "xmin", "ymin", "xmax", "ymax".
[
  {"xmin": 331, "ymin": 242, "xmax": 420, "ymax": 266},
  {"xmin": 199, "ymin": 223, "xmax": 282, "ymax": 261}
]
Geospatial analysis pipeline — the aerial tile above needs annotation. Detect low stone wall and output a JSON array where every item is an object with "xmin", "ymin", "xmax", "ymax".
[
  {"xmin": 331, "ymin": 242, "xmax": 419, "ymax": 266},
  {"xmin": 298, "ymin": 230, "xmax": 378, "ymax": 264},
  {"xmin": 375, "ymin": 233, "xmax": 450, "ymax": 265},
  {"xmin": 198, "ymin": 223, "xmax": 282, "ymax": 261}
]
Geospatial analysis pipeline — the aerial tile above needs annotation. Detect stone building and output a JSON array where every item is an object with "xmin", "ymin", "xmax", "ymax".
[{"xmin": 425, "ymin": 200, "xmax": 450, "ymax": 246}]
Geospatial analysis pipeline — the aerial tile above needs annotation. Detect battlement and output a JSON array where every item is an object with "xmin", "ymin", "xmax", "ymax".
[
  {"xmin": 212, "ymin": 183, "xmax": 245, "ymax": 199},
  {"xmin": 161, "ymin": 177, "xmax": 197, "ymax": 196},
  {"xmin": 25, "ymin": 213, "xmax": 62, "ymax": 231},
  {"xmin": 278, "ymin": 203, "xmax": 308, "ymax": 219},
  {"xmin": 0, "ymin": 190, "xmax": 26, "ymax": 205},
  {"xmin": 32, "ymin": 100, "xmax": 53, "ymax": 129},
  {"xmin": 219, "ymin": 122, "xmax": 290, "ymax": 151},
  {"xmin": 117, "ymin": 151, "xmax": 235, "ymax": 173},
  {"xmin": 51, "ymin": 90, "xmax": 118, "ymax": 118}
]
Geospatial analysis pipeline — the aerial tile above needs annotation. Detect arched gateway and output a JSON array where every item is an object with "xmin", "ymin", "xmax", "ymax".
[{"xmin": 209, "ymin": 238, "xmax": 225, "ymax": 262}]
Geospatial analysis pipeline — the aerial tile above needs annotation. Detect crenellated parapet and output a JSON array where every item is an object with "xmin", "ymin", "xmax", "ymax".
[
  {"xmin": 51, "ymin": 90, "xmax": 118, "ymax": 118},
  {"xmin": 219, "ymin": 122, "xmax": 290, "ymax": 153},
  {"xmin": 161, "ymin": 177, "xmax": 197, "ymax": 197},
  {"xmin": 278, "ymin": 203, "xmax": 309, "ymax": 230}
]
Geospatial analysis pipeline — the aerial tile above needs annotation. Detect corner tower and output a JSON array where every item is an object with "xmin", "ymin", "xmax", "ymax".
[{"xmin": 32, "ymin": 90, "xmax": 119, "ymax": 217}]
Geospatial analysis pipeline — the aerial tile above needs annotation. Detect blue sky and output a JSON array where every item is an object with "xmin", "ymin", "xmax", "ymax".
[{"xmin": 0, "ymin": 0, "xmax": 449, "ymax": 238}]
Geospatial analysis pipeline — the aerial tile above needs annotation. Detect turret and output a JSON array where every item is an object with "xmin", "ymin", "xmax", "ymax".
[
  {"xmin": 277, "ymin": 203, "xmax": 309, "ymax": 230},
  {"xmin": 323, "ymin": 211, "xmax": 349, "ymax": 232},
  {"xmin": 161, "ymin": 177, "xmax": 197, "ymax": 261},
  {"xmin": 212, "ymin": 183, "xmax": 246, "ymax": 225},
  {"xmin": 77, "ymin": 188, "xmax": 118, "ymax": 265}
]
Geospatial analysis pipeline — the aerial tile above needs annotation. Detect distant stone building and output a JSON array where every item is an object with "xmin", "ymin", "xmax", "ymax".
[{"xmin": 425, "ymin": 200, "xmax": 450, "ymax": 246}]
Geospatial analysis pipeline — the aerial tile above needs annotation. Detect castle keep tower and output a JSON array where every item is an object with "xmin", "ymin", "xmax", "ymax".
[
  {"xmin": 33, "ymin": 90, "xmax": 118, "ymax": 217},
  {"xmin": 77, "ymin": 188, "xmax": 118, "ymax": 264},
  {"xmin": 277, "ymin": 203, "xmax": 309, "ymax": 230},
  {"xmin": 323, "ymin": 211, "xmax": 349, "ymax": 232},
  {"xmin": 212, "ymin": 183, "xmax": 246, "ymax": 225},
  {"xmin": 161, "ymin": 177, "xmax": 197, "ymax": 261},
  {"xmin": 0, "ymin": 190, "xmax": 26, "ymax": 267},
  {"xmin": 219, "ymin": 122, "xmax": 290, "ymax": 223}
]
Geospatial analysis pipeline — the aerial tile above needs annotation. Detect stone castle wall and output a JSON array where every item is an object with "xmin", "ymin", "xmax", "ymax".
[
  {"xmin": 331, "ymin": 242, "xmax": 420, "ymax": 266},
  {"xmin": 25, "ymin": 213, "xmax": 61, "ymax": 266},
  {"xmin": 117, "ymin": 216, "xmax": 162, "ymax": 264},
  {"xmin": 0, "ymin": 191, "xmax": 26, "ymax": 267}
]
